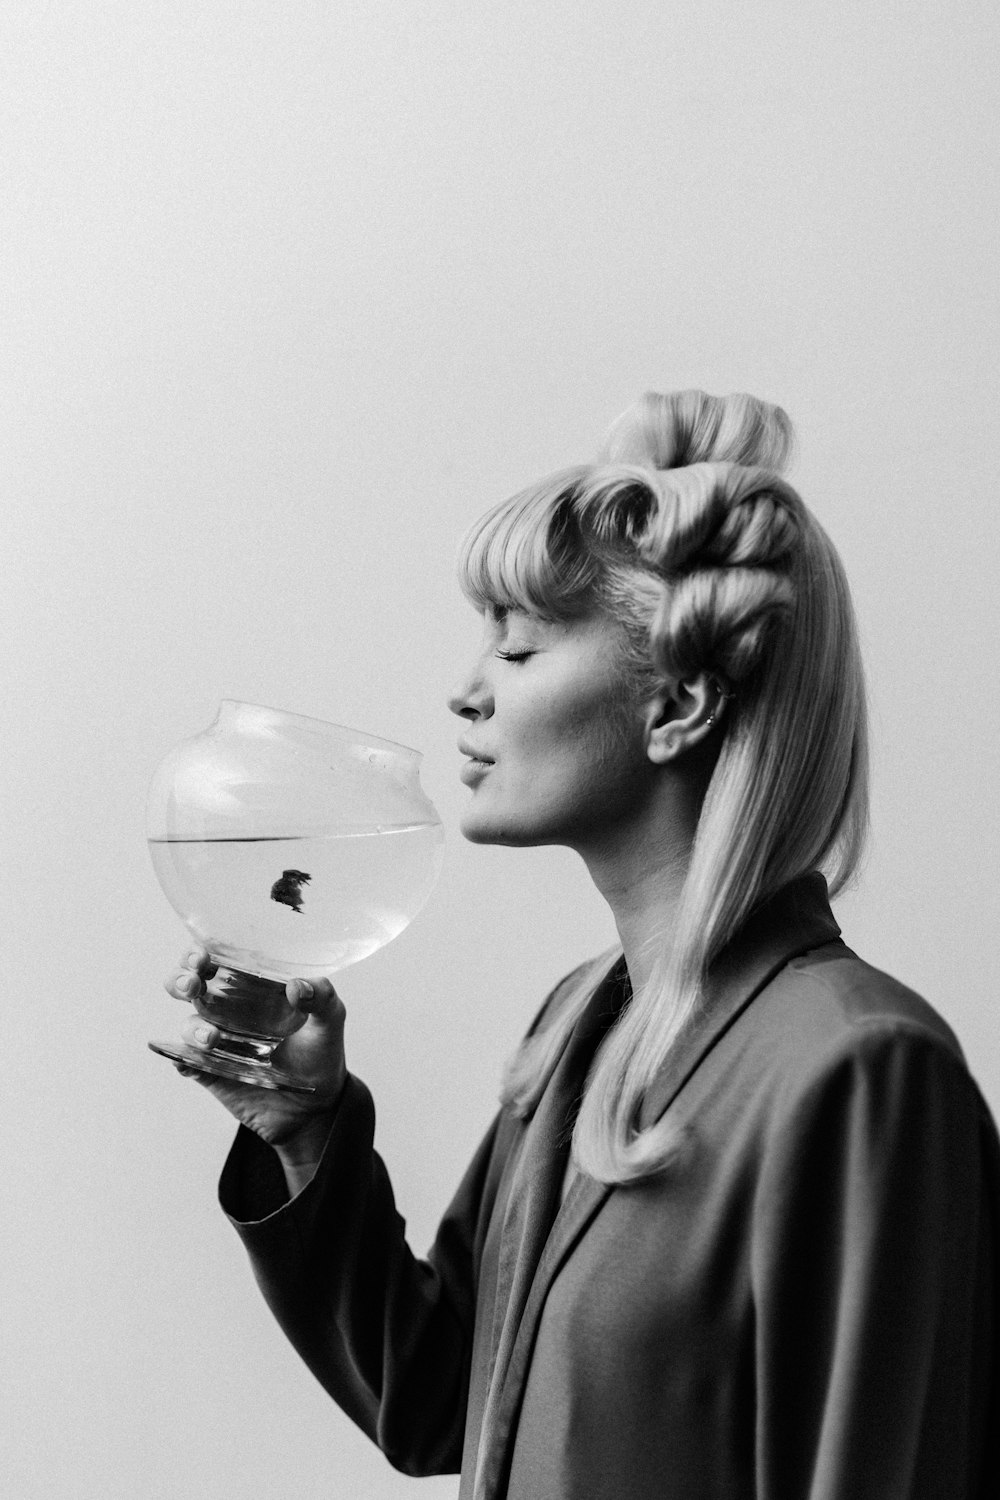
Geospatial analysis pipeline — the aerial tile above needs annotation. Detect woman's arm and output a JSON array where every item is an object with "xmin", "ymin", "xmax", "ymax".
[
  {"xmin": 752, "ymin": 1025, "xmax": 1000, "ymax": 1500},
  {"xmin": 220, "ymin": 1079, "xmax": 507, "ymax": 1478},
  {"xmin": 167, "ymin": 948, "xmax": 506, "ymax": 1476}
]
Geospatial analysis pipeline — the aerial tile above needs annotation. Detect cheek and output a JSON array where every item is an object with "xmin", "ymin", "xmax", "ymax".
[
  {"xmin": 516, "ymin": 686, "xmax": 642, "ymax": 798},
  {"xmin": 556, "ymin": 674, "xmax": 640, "ymax": 757}
]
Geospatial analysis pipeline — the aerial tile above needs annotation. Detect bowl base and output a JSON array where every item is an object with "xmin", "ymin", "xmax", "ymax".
[{"xmin": 148, "ymin": 1039, "xmax": 316, "ymax": 1094}]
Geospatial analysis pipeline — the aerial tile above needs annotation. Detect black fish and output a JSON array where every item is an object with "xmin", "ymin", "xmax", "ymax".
[{"xmin": 270, "ymin": 868, "xmax": 312, "ymax": 914}]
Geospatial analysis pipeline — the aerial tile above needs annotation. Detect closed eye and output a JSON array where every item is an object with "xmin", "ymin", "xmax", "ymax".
[{"xmin": 495, "ymin": 649, "xmax": 533, "ymax": 662}]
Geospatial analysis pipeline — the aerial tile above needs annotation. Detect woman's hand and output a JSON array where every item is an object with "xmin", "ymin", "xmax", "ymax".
[{"xmin": 164, "ymin": 950, "xmax": 348, "ymax": 1166}]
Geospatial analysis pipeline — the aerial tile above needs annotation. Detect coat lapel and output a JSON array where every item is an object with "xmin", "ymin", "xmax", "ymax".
[
  {"xmin": 637, "ymin": 870, "xmax": 842, "ymax": 1131},
  {"xmin": 474, "ymin": 951, "xmax": 627, "ymax": 1498},
  {"xmin": 474, "ymin": 871, "xmax": 842, "ymax": 1500}
]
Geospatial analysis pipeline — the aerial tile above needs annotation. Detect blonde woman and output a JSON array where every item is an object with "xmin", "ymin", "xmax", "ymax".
[{"xmin": 169, "ymin": 391, "xmax": 999, "ymax": 1499}]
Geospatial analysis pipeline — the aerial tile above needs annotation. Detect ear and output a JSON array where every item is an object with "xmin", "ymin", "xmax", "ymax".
[{"xmin": 644, "ymin": 672, "xmax": 728, "ymax": 764}]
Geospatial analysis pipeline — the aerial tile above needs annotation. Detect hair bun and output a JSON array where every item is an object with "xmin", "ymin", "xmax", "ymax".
[{"xmin": 600, "ymin": 389, "xmax": 794, "ymax": 474}]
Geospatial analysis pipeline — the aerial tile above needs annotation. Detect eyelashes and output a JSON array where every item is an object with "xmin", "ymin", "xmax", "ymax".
[{"xmin": 495, "ymin": 649, "xmax": 534, "ymax": 662}]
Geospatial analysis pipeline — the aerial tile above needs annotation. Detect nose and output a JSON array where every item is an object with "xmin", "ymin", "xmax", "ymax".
[{"xmin": 447, "ymin": 656, "xmax": 494, "ymax": 721}]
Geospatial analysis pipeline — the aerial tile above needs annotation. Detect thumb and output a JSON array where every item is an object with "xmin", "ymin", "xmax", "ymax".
[{"xmin": 286, "ymin": 977, "xmax": 344, "ymax": 1027}]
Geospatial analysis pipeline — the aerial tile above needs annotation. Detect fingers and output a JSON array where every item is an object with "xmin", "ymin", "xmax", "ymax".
[
  {"xmin": 181, "ymin": 1016, "xmax": 221, "ymax": 1050},
  {"xmin": 169, "ymin": 970, "xmax": 201, "ymax": 1001},
  {"xmin": 173, "ymin": 1060, "xmax": 226, "ymax": 1094},
  {"xmin": 186, "ymin": 947, "xmax": 215, "ymax": 977},
  {"xmin": 163, "ymin": 955, "xmax": 343, "ymax": 1035},
  {"xmin": 286, "ymin": 976, "xmax": 343, "ymax": 1024},
  {"xmin": 164, "ymin": 947, "xmax": 217, "ymax": 1002}
]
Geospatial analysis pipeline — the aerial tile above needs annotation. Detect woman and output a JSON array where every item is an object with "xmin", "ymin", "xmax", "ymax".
[{"xmin": 169, "ymin": 390, "xmax": 999, "ymax": 1499}]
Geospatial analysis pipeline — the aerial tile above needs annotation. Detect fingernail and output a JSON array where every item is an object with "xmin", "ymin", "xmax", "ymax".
[
  {"xmin": 176, "ymin": 974, "xmax": 192, "ymax": 994},
  {"xmin": 187, "ymin": 951, "xmax": 203, "ymax": 967},
  {"xmin": 192, "ymin": 1024, "xmax": 212, "ymax": 1045}
]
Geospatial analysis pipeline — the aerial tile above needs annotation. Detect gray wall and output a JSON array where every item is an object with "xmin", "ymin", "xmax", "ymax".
[{"xmin": 2, "ymin": 2, "xmax": 998, "ymax": 1496}]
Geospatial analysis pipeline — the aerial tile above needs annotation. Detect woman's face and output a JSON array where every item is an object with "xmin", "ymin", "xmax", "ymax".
[{"xmin": 448, "ymin": 605, "xmax": 656, "ymax": 850}]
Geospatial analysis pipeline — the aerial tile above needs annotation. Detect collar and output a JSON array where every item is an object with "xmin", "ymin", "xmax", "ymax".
[{"xmin": 637, "ymin": 868, "xmax": 841, "ymax": 1129}]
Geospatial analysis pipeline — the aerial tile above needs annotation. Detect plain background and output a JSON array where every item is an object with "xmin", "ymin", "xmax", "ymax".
[{"xmin": 2, "ymin": 3, "xmax": 998, "ymax": 1496}]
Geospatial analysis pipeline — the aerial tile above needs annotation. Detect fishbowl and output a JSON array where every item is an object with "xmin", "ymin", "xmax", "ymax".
[{"xmin": 147, "ymin": 701, "xmax": 444, "ymax": 1092}]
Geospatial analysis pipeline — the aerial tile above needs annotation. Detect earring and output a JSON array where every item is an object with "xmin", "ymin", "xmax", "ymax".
[{"xmin": 706, "ymin": 676, "xmax": 735, "ymax": 732}]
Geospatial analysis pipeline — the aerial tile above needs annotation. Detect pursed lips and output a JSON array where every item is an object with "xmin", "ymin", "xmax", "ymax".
[{"xmin": 458, "ymin": 740, "xmax": 495, "ymax": 764}]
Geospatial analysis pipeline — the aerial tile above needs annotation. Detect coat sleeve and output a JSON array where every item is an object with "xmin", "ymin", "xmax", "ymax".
[
  {"xmin": 751, "ymin": 1023, "xmax": 1000, "ymax": 1500},
  {"xmin": 218, "ymin": 1073, "xmax": 510, "ymax": 1478}
]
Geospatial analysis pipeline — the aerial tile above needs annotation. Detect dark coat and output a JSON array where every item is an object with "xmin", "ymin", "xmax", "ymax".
[{"xmin": 220, "ymin": 874, "xmax": 1000, "ymax": 1498}]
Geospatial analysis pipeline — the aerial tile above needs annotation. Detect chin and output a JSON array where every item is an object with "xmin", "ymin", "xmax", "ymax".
[
  {"xmin": 459, "ymin": 809, "xmax": 554, "ymax": 848},
  {"xmin": 460, "ymin": 820, "xmax": 525, "ymax": 847}
]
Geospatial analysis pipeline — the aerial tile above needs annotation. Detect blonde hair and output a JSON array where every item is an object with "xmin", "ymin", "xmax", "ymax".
[{"xmin": 458, "ymin": 390, "xmax": 868, "ymax": 1184}]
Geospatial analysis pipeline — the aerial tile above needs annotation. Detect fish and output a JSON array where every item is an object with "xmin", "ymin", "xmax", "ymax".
[{"xmin": 270, "ymin": 868, "xmax": 312, "ymax": 914}]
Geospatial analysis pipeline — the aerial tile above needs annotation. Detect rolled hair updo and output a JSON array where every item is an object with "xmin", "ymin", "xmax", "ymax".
[{"xmin": 458, "ymin": 390, "xmax": 869, "ymax": 1184}]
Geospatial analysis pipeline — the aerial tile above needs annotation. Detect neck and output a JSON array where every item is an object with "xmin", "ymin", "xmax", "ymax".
[{"xmin": 577, "ymin": 783, "xmax": 702, "ymax": 1000}]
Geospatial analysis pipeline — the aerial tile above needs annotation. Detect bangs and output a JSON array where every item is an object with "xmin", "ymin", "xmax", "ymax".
[
  {"xmin": 457, "ymin": 463, "xmax": 661, "ymax": 621},
  {"xmin": 457, "ymin": 466, "xmax": 598, "ymax": 620}
]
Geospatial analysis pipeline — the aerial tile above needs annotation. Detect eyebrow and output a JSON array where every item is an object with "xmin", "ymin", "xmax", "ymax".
[
  {"xmin": 488, "ymin": 604, "xmax": 539, "ymax": 634},
  {"xmin": 485, "ymin": 603, "xmax": 567, "ymax": 642}
]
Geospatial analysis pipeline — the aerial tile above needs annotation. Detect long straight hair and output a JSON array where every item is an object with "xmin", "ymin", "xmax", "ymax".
[{"xmin": 458, "ymin": 391, "xmax": 869, "ymax": 1184}]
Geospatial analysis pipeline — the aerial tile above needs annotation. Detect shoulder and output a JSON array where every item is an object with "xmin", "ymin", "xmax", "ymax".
[
  {"xmin": 760, "ymin": 938, "xmax": 965, "ymax": 1062},
  {"xmin": 730, "ymin": 950, "xmax": 1000, "ymax": 1237},
  {"xmin": 749, "ymin": 940, "xmax": 990, "ymax": 1127}
]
